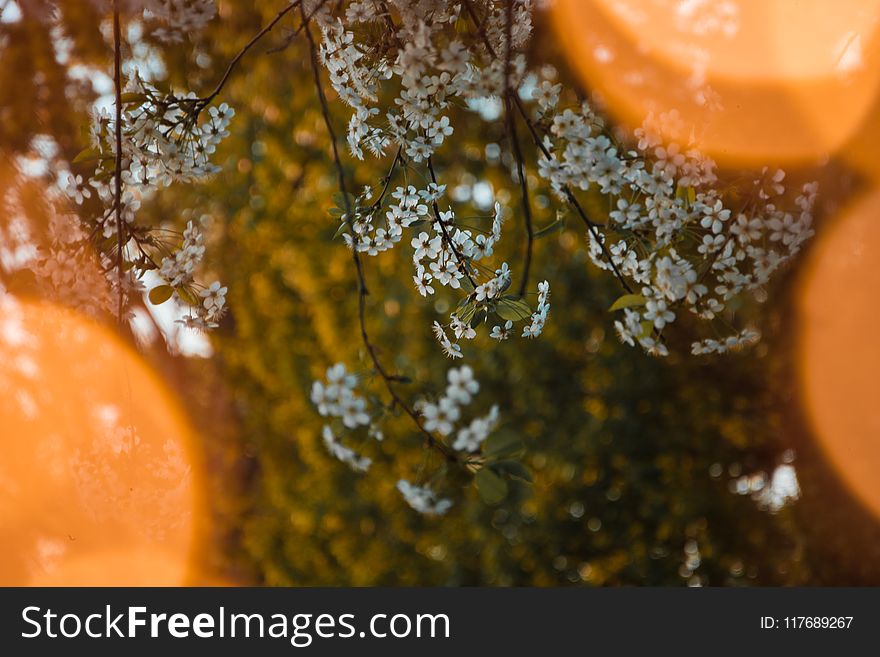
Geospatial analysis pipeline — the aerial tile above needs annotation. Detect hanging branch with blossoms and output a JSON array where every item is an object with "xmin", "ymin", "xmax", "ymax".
[
  {"xmin": 47, "ymin": 0, "xmax": 234, "ymax": 329},
  {"xmin": 49, "ymin": 0, "xmax": 818, "ymax": 515},
  {"xmin": 294, "ymin": 0, "xmax": 817, "ymax": 512}
]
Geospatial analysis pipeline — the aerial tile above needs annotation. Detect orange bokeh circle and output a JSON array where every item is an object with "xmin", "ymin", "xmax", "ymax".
[
  {"xmin": 552, "ymin": 0, "xmax": 880, "ymax": 166},
  {"xmin": 798, "ymin": 190, "xmax": 880, "ymax": 519},
  {"xmin": 0, "ymin": 298, "xmax": 204, "ymax": 585}
]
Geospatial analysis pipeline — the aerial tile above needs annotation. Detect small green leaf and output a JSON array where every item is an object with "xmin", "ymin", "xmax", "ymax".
[
  {"xmin": 456, "ymin": 303, "xmax": 477, "ymax": 325},
  {"xmin": 484, "ymin": 431, "xmax": 524, "ymax": 459},
  {"xmin": 609, "ymin": 294, "xmax": 647, "ymax": 312},
  {"xmin": 495, "ymin": 297, "xmax": 533, "ymax": 321},
  {"xmin": 72, "ymin": 147, "xmax": 99, "ymax": 164},
  {"xmin": 460, "ymin": 274, "xmax": 475, "ymax": 293},
  {"xmin": 332, "ymin": 221, "xmax": 349, "ymax": 239},
  {"xmin": 120, "ymin": 92, "xmax": 148, "ymax": 104},
  {"xmin": 676, "ymin": 184, "xmax": 696, "ymax": 205},
  {"xmin": 148, "ymin": 285, "xmax": 174, "ymax": 305},
  {"xmin": 332, "ymin": 191, "xmax": 357, "ymax": 213},
  {"xmin": 176, "ymin": 286, "xmax": 199, "ymax": 306},
  {"xmin": 475, "ymin": 468, "xmax": 508, "ymax": 505},
  {"xmin": 491, "ymin": 460, "xmax": 533, "ymax": 483}
]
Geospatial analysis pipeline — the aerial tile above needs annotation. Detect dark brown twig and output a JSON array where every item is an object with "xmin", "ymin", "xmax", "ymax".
[
  {"xmin": 426, "ymin": 158, "xmax": 479, "ymax": 290},
  {"xmin": 503, "ymin": 0, "xmax": 534, "ymax": 297},
  {"xmin": 462, "ymin": 0, "xmax": 631, "ymax": 293},
  {"xmin": 301, "ymin": 6, "xmax": 459, "ymax": 463},
  {"xmin": 112, "ymin": 0, "xmax": 125, "ymax": 324},
  {"xmin": 199, "ymin": 1, "xmax": 303, "ymax": 106},
  {"xmin": 511, "ymin": 95, "xmax": 633, "ymax": 294}
]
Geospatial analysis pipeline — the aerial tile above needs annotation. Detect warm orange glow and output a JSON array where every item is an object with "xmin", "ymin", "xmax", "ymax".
[
  {"xmin": 798, "ymin": 190, "xmax": 880, "ymax": 519},
  {"xmin": 0, "ymin": 299, "xmax": 202, "ymax": 585},
  {"xmin": 843, "ymin": 91, "xmax": 880, "ymax": 182},
  {"xmin": 552, "ymin": 0, "xmax": 880, "ymax": 166}
]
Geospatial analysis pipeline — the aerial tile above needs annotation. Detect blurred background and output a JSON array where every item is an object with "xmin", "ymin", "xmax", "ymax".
[{"xmin": 2, "ymin": 0, "xmax": 880, "ymax": 586}]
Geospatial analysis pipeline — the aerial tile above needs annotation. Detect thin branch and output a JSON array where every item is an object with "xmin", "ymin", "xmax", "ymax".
[
  {"xmin": 426, "ymin": 158, "xmax": 479, "ymax": 289},
  {"xmin": 503, "ymin": 0, "xmax": 534, "ymax": 297},
  {"xmin": 200, "ymin": 0, "xmax": 328, "ymax": 106},
  {"xmin": 511, "ymin": 95, "xmax": 633, "ymax": 294},
  {"xmin": 462, "ymin": 0, "xmax": 497, "ymax": 59},
  {"xmin": 112, "ymin": 0, "xmax": 125, "ymax": 324},
  {"xmin": 201, "ymin": 1, "xmax": 301, "ymax": 104},
  {"xmin": 301, "ymin": 6, "xmax": 459, "ymax": 464},
  {"xmin": 463, "ymin": 0, "xmax": 632, "ymax": 294},
  {"xmin": 367, "ymin": 147, "xmax": 402, "ymax": 213},
  {"xmin": 266, "ymin": 0, "xmax": 331, "ymax": 54}
]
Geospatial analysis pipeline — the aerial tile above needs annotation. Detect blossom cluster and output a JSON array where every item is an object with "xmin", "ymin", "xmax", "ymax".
[
  {"xmin": 396, "ymin": 479, "xmax": 453, "ymax": 516},
  {"xmin": 312, "ymin": 1, "xmax": 561, "ymax": 360},
  {"xmin": 336, "ymin": 166, "xmax": 551, "ymax": 358},
  {"xmin": 31, "ymin": 213, "xmax": 117, "ymax": 319},
  {"xmin": 298, "ymin": 1, "xmax": 823, "ymax": 514},
  {"xmin": 314, "ymin": 1, "xmax": 816, "ymax": 359},
  {"xmin": 311, "ymin": 363, "xmax": 374, "ymax": 472},
  {"xmin": 58, "ymin": 66, "xmax": 232, "ymax": 326},
  {"xmin": 533, "ymin": 99, "xmax": 816, "ymax": 356},
  {"xmin": 310, "ymin": 362, "xmax": 502, "ymax": 514},
  {"xmin": 318, "ymin": 1, "xmax": 533, "ymax": 163},
  {"xmin": 418, "ymin": 366, "xmax": 500, "ymax": 452},
  {"xmin": 144, "ymin": 0, "xmax": 217, "ymax": 42}
]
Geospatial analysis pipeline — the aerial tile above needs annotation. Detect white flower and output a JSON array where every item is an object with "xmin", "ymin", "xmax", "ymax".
[
  {"xmin": 699, "ymin": 199, "xmax": 730, "ymax": 235},
  {"xmin": 490, "ymin": 320, "xmax": 513, "ymax": 340},
  {"xmin": 432, "ymin": 321, "xmax": 462, "ymax": 359},
  {"xmin": 421, "ymin": 396, "xmax": 460, "ymax": 436},
  {"xmin": 445, "ymin": 366, "xmax": 479, "ymax": 405},
  {"xmin": 413, "ymin": 267, "xmax": 435, "ymax": 296},
  {"xmin": 200, "ymin": 281, "xmax": 227, "ymax": 311},
  {"xmin": 310, "ymin": 363, "xmax": 369, "ymax": 428},
  {"xmin": 644, "ymin": 297, "xmax": 675, "ymax": 330},
  {"xmin": 322, "ymin": 426, "xmax": 371, "ymax": 472},
  {"xmin": 451, "ymin": 405, "xmax": 499, "ymax": 452},
  {"xmin": 396, "ymin": 480, "xmax": 452, "ymax": 515},
  {"xmin": 64, "ymin": 174, "xmax": 91, "ymax": 205},
  {"xmin": 428, "ymin": 116, "xmax": 453, "ymax": 144},
  {"xmin": 450, "ymin": 314, "xmax": 476, "ymax": 340}
]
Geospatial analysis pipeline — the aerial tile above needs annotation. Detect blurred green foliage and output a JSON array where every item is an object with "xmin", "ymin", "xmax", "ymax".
[
  {"xmin": 6, "ymin": 1, "xmax": 880, "ymax": 586},
  {"xmin": 154, "ymin": 3, "xmax": 806, "ymax": 586}
]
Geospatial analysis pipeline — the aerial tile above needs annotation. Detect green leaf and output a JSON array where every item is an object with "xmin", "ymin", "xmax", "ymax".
[
  {"xmin": 148, "ymin": 285, "xmax": 174, "ymax": 305},
  {"xmin": 496, "ymin": 297, "xmax": 533, "ymax": 321},
  {"xmin": 484, "ymin": 431, "xmax": 524, "ymax": 459},
  {"xmin": 460, "ymin": 274, "xmax": 475, "ymax": 293},
  {"xmin": 120, "ymin": 92, "xmax": 148, "ymax": 104},
  {"xmin": 491, "ymin": 460, "xmax": 533, "ymax": 483},
  {"xmin": 469, "ymin": 307, "xmax": 485, "ymax": 329},
  {"xmin": 72, "ymin": 147, "xmax": 99, "ymax": 164},
  {"xmin": 456, "ymin": 302, "xmax": 477, "ymax": 325},
  {"xmin": 475, "ymin": 468, "xmax": 508, "ymax": 505},
  {"xmin": 609, "ymin": 294, "xmax": 647, "ymax": 312},
  {"xmin": 176, "ymin": 286, "xmax": 199, "ymax": 306},
  {"xmin": 676, "ymin": 184, "xmax": 696, "ymax": 205},
  {"xmin": 332, "ymin": 191, "xmax": 357, "ymax": 213},
  {"xmin": 332, "ymin": 221, "xmax": 349, "ymax": 239}
]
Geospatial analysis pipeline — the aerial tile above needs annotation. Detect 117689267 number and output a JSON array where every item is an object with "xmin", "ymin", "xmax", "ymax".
[{"xmin": 784, "ymin": 617, "xmax": 853, "ymax": 629}]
